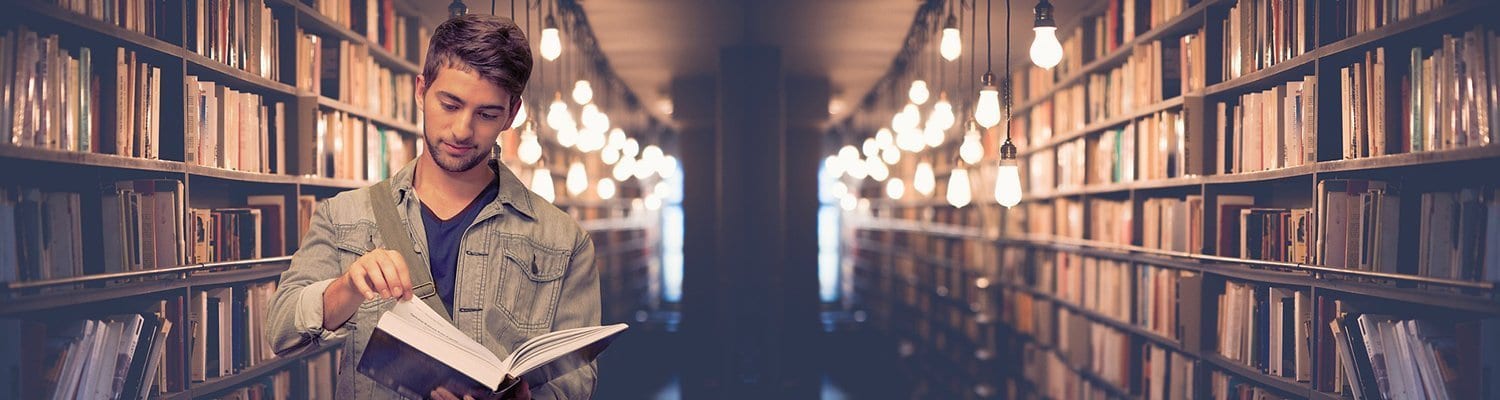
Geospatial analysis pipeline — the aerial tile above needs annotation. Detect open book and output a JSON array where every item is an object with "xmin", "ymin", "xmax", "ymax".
[{"xmin": 356, "ymin": 300, "xmax": 627, "ymax": 398}]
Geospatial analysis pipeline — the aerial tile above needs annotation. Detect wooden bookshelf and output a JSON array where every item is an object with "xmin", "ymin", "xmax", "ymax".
[
  {"xmin": 161, "ymin": 337, "xmax": 346, "ymax": 400},
  {"xmin": 0, "ymin": 0, "xmax": 440, "ymax": 398}
]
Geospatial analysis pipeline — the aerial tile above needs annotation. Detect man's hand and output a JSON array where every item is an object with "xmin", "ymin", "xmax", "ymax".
[
  {"xmin": 428, "ymin": 383, "xmax": 529, "ymax": 400},
  {"xmin": 341, "ymin": 248, "xmax": 414, "ymax": 301},
  {"xmin": 322, "ymin": 249, "xmax": 414, "ymax": 330}
]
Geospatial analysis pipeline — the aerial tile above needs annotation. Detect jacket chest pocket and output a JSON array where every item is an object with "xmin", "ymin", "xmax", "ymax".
[
  {"xmin": 333, "ymin": 222, "xmax": 383, "ymax": 260},
  {"xmin": 494, "ymin": 236, "xmax": 569, "ymax": 333}
]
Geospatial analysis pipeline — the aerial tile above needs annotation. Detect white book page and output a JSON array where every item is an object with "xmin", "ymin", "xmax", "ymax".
[
  {"xmin": 509, "ymin": 324, "xmax": 628, "ymax": 377},
  {"xmin": 379, "ymin": 300, "xmax": 507, "ymax": 389}
]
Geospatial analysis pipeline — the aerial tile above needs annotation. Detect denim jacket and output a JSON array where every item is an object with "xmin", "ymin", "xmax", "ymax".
[{"xmin": 265, "ymin": 159, "xmax": 599, "ymax": 399}]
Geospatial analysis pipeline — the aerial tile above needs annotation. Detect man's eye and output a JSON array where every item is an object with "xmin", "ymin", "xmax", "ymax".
[
  {"xmin": 479, "ymin": 113, "xmax": 501, "ymax": 121},
  {"xmin": 442, "ymin": 103, "xmax": 460, "ymax": 111}
]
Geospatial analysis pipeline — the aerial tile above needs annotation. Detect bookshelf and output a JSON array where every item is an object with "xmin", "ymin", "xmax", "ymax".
[
  {"xmin": 0, "ymin": 0, "xmax": 431, "ymax": 398},
  {"xmin": 851, "ymin": 1, "xmax": 1500, "ymax": 398}
]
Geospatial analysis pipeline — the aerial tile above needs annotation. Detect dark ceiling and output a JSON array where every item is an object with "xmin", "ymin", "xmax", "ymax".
[{"xmin": 420, "ymin": 0, "xmax": 1093, "ymax": 125}]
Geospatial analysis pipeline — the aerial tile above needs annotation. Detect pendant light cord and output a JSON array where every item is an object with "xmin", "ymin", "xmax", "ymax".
[{"xmin": 1004, "ymin": 0, "xmax": 1012, "ymax": 141}]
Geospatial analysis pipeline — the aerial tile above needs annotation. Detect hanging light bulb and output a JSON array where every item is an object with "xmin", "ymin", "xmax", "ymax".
[
  {"xmin": 566, "ymin": 161, "xmax": 588, "ymax": 196},
  {"xmin": 840, "ymin": 195, "xmax": 857, "ymax": 211},
  {"xmin": 511, "ymin": 101, "xmax": 527, "ymax": 129},
  {"xmin": 659, "ymin": 155, "xmax": 678, "ymax": 179},
  {"xmin": 541, "ymin": 14, "xmax": 562, "ymax": 61},
  {"xmin": 1030, "ymin": 0, "xmax": 1062, "ymax": 69},
  {"xmin": 867, "ymin": 157, "xmax": 889, "ymax": 182},
  {"xmin": 532, "ymin": 167, "xmax": 556, "ymax": 202},
  {"xmin": 602, "ymin": 146, "xmax": 622, "ymax": 165},
  {"xmin": 947, "ymin": 167, "xmax": 972, "ymax": 208},
  {"xmin": 607, "ymin": 128, "xmax": 627, "ymax": 150},
  {"xmin": 846, "ymin": 156, "xmax": 868, "ymax": 180},
  {"xmin": 581, "ymin": 104, "xmax": 609, "ymax": 133},
  {"xmin": 909, "ymin": 80, "xmax": 930, "ymax": 105},
  {"xmin": 572, "ymin": 80, "xmax": 593, "ymax": 104},
  {"xmin": 914, "ymin": 161, "xmax": 936, "ymax": 196},
  {"xmin": 824, "ymin": 155, "xmax": 844, "ymax": 178},
  {"xmin": 617, "ymin": 140, "xmax": 637, "ymax": 161},
  {"xmin": 556, "ymin": 121, "xmax": 578, "ymax": 149},
  {"xmin": 861, "ymin": 138, "xmax": 878, "ymax": 158},
  {"xmin": 838, "ymin": 145, "xmax": 860, "ymax": 178},
  {"xmin": 653, "ymin": 181, "xmax": 673, "ymax": 201},
  {"xmin": 923, "ymin": 121, "xmax": 945, "ymax": 148},
  {"xmin": 547, "ymin": 95, "xmax": 572, "ymax": 131},
  {"xmin": 875, "ymin": 128, "xmax": 894, "ymax": 148},
  {"xmin": 959, "ymin": 122, "xmax": 984, "ymax": 165},
  {"xmin": 931, "ymin": 94, "xmax": 956, "ymax": 131},
  {"xmin": 896, "ymin": 126, "xmax": 922, "ymax": 152},
  {"xmin": 975, "ymin": 72, "xmax": 1002, "ymax": 128},
  {"xmin": 638, "ymin": 145, "xmax": 664, "ymax": 179},
  {"xmin": 518, "ymin": 125, "xmax": 543, "ymax": 164},
  {"xmin": 597, "ymin": 178, "xmax": 616, "ymax": 200},
  {"xmin": 994, "ymin": 138, "xmax": 1022, "ymax": 208},
  {"xmin": 881, "ymin": 143, "xmax": 902, "ymax": 164},
  {"xmin": 896, "ymin": 104, "xmax": 922, "ymax": 133},
  {"xmin": 613, "ymin": 156, "xmax": 635, "ymax": 181},
  {"xmin": 886, "ymin": 177, "xmax": 905, "ymax": 200},
  {"xmin": 940, "ymin": 11, "xmax": 962, "ymax": 61}
]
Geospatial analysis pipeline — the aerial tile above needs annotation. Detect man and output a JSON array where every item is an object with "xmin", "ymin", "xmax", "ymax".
[{"xmin": 266, "ymin": 14, "xmax": 599, "ymax": 400}]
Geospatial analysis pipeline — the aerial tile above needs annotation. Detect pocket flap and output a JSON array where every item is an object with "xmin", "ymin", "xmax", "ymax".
[{"xmin": 504, "ymin": 246, "xmax": 567, "ymax": 282}]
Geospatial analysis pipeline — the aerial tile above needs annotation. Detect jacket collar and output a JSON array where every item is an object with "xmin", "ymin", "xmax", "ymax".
[{"xmin": 388, "ymin": 157, "xmax": 537, "ymax": 220}]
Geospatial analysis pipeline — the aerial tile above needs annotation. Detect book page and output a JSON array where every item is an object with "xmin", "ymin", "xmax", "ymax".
[
  {"xmin": 378, "ymin": 300, "xmax": 506, "ymax": 388},
  {"xmin": 507, "ymin": 324, "xmax": 628, "ymax": 379}
]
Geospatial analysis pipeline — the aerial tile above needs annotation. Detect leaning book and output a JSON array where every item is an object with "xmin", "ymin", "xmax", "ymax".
[{"xmin": 357, "ymin": 299, "xmax": 627, "ymax": 398}]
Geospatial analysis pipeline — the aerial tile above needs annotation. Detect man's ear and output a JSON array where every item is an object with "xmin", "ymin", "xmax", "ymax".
[{"xmin": 415, "ymin": 74, "xmax": 427, "ymax": 110}]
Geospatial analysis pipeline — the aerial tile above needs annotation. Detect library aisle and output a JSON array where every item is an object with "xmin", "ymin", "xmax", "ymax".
[{"xmin": 3, "ymin": 0, "xmax": 1500, "ymax": 399}]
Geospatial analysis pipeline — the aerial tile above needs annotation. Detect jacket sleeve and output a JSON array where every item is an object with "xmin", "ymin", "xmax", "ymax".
[
  {"xmin": 265, "ymin": 200, "xmax": 353, "ymax": 354},
  {"xmin": 534, "ymin": 230, "xmax": 601, "ymax": 399}
]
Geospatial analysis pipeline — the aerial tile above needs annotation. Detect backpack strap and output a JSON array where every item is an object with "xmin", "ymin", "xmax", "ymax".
[{"xmin": 368, "ymin": 180, "xmax": 448, "ymax": 316}]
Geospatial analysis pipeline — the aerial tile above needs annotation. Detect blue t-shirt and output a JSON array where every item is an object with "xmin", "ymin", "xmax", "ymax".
[{"xmin": 419, "ymin": 180, "xmax": 500, "ymax": 315}]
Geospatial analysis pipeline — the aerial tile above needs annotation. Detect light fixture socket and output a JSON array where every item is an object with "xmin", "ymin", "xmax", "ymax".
[
  {"xmin": 999, "ymin": 137, "xmax": 1018, "ymax": 160},
  {"xmin": 980, "ymin": 71, "xmax": 996, "ymax": 88},
  {"xmin": 545, "ymin": 14, "xmax": 558, "ymax": 30},
  {"xmin": 944, "ymin": 12, "xmax": 958, "ymax": 31},
  {"xmin": 1033, "ymin": 0, "xmax": 1056, "ymax": 28},
  {"xmin": 448, "ymin": 0, "xmax": 468, "ymax": 18}
]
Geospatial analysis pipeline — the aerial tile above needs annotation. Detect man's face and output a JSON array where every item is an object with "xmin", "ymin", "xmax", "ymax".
[{"xmin": 416, "ymin": 66, "xmax": 517, "ymax": 173}]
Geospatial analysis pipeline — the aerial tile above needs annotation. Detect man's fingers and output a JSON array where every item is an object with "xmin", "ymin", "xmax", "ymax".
[
  {"xmin": 363, "ymin": 259, "xmax": 391, "ymax": 299},
  {"xmin": 381, "ymin": 249, "xmax": 414, "ymax": 300},
  {"xmin": 348, "ymin": 268, "xmax": 377, "ymax": 301},
  {"xmin": 431, "ymin": 387, "xmax": 460, "ymax": 400}
]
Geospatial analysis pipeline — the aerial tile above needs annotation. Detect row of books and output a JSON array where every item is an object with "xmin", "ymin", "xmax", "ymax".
[
  {"xmin": 1052, "ymin": 253, "xmax": 1133, "ymax": 324},
  {"xmin": 188, "ymin": 281, "xmax": 279, "ymax": 383},
  {"xmin": 1209, "ymin": 370, "xmax": 1292, "ymax": 400},
  {"xmin": 2, "ymin": 27, "xmax": 164, "ymax": 160},
  {"xmin": 1179, "ymin": 28, "xmax": 1208, "ymax": 95},
  {"xmin": 308, "ymin": 109, "xmax": 415, "ymax": 181},
  {"xmin": 1221, "ymin": 0, "xmax": 1314, "ymax": 81},
  {"xmin": 1, "ymin": 27, "xmax": 96, "ymax": 154},
  {"xmin": 185, "ymin": 75, "xmax": 288, "ymax": 174},
  {"xmin": 1326, "ymin": 307, "xmax": 1499, "ymax": 399},
  {"xmin": 1414, "ymin": 188, "xmax": 1500, "ymax": 284},
  {"xmin": 318, "ymin": 39, "xmax": 417, "ymax": 124},
  {"xmin": 101, "ymin": 179, "xmax": 188, "ymax": 273},
  {"xmin": 1141, "ymin": 343, "xmax": 1197, "ymax": 400},
  {"xmin": 1237, "ymin": 206, "xmax": 1315, "ymax": 264},
  {"xmin": 0, "ymin": 187, "xmax": 83, "ymax": 284},
  {"xmin": 1088, "ymin": 198, "xmax": 1132, "ymax": 246},
  {"xmin": 1401, "ymin": 28, "xmax": 1498, "ymax": 155},
  {"xmin": 1020, "ymin": 342, "xmax": 1118, "ymax": 400},
  {"xmin": 187, "ymin": 0, "xmax": 282, "ymax": 80},
  {"xmin": 1315, "ymin": 179, "xmax": 1399, "ymax": 272},
  {"xmin": 51, "ymin": 0, "xmax": 168, "ymax": 39},
  {"xmin": 1215, "ymin": 280, "xmax": 1315, "ymax": 381},
  {"xmin": 1141, "ymin": 196, "xmax": 1202, "ymax": 253},
  {"xmin": 1056, "ymin": 307, "xmax": 1133, "ymax": 390},
  {"xmin": 1331, "ymin": 0, "xmax": 1450, "ymax": 39},
  {"xmin": 361, "ymin": 0, "xmax": 427, "ymax": 62},
  {"xmin": 2, "ymin": 303, "xmax": 175, "ymax": 398},
  {"xmin": 1216, "ymin": 75, "xmax": 1318, "ymax": 174},
  {"xmin": 1022, "ymin": 198, "xmax": 1083, "ymax": 240},
  {"xmin": 1137, "ymin": 265, "xmax": 1202, "ymax": 346}
]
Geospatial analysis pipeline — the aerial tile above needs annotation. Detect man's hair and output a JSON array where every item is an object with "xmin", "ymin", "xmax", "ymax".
[{"xmin": 421, "ymin": 14, "xmax": 532, "ymax": 103}]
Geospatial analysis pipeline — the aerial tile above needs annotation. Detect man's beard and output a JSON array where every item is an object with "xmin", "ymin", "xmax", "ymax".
[{"xmin": 425, "ymin": 134, "xmax": 490, "ymax": 173}]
